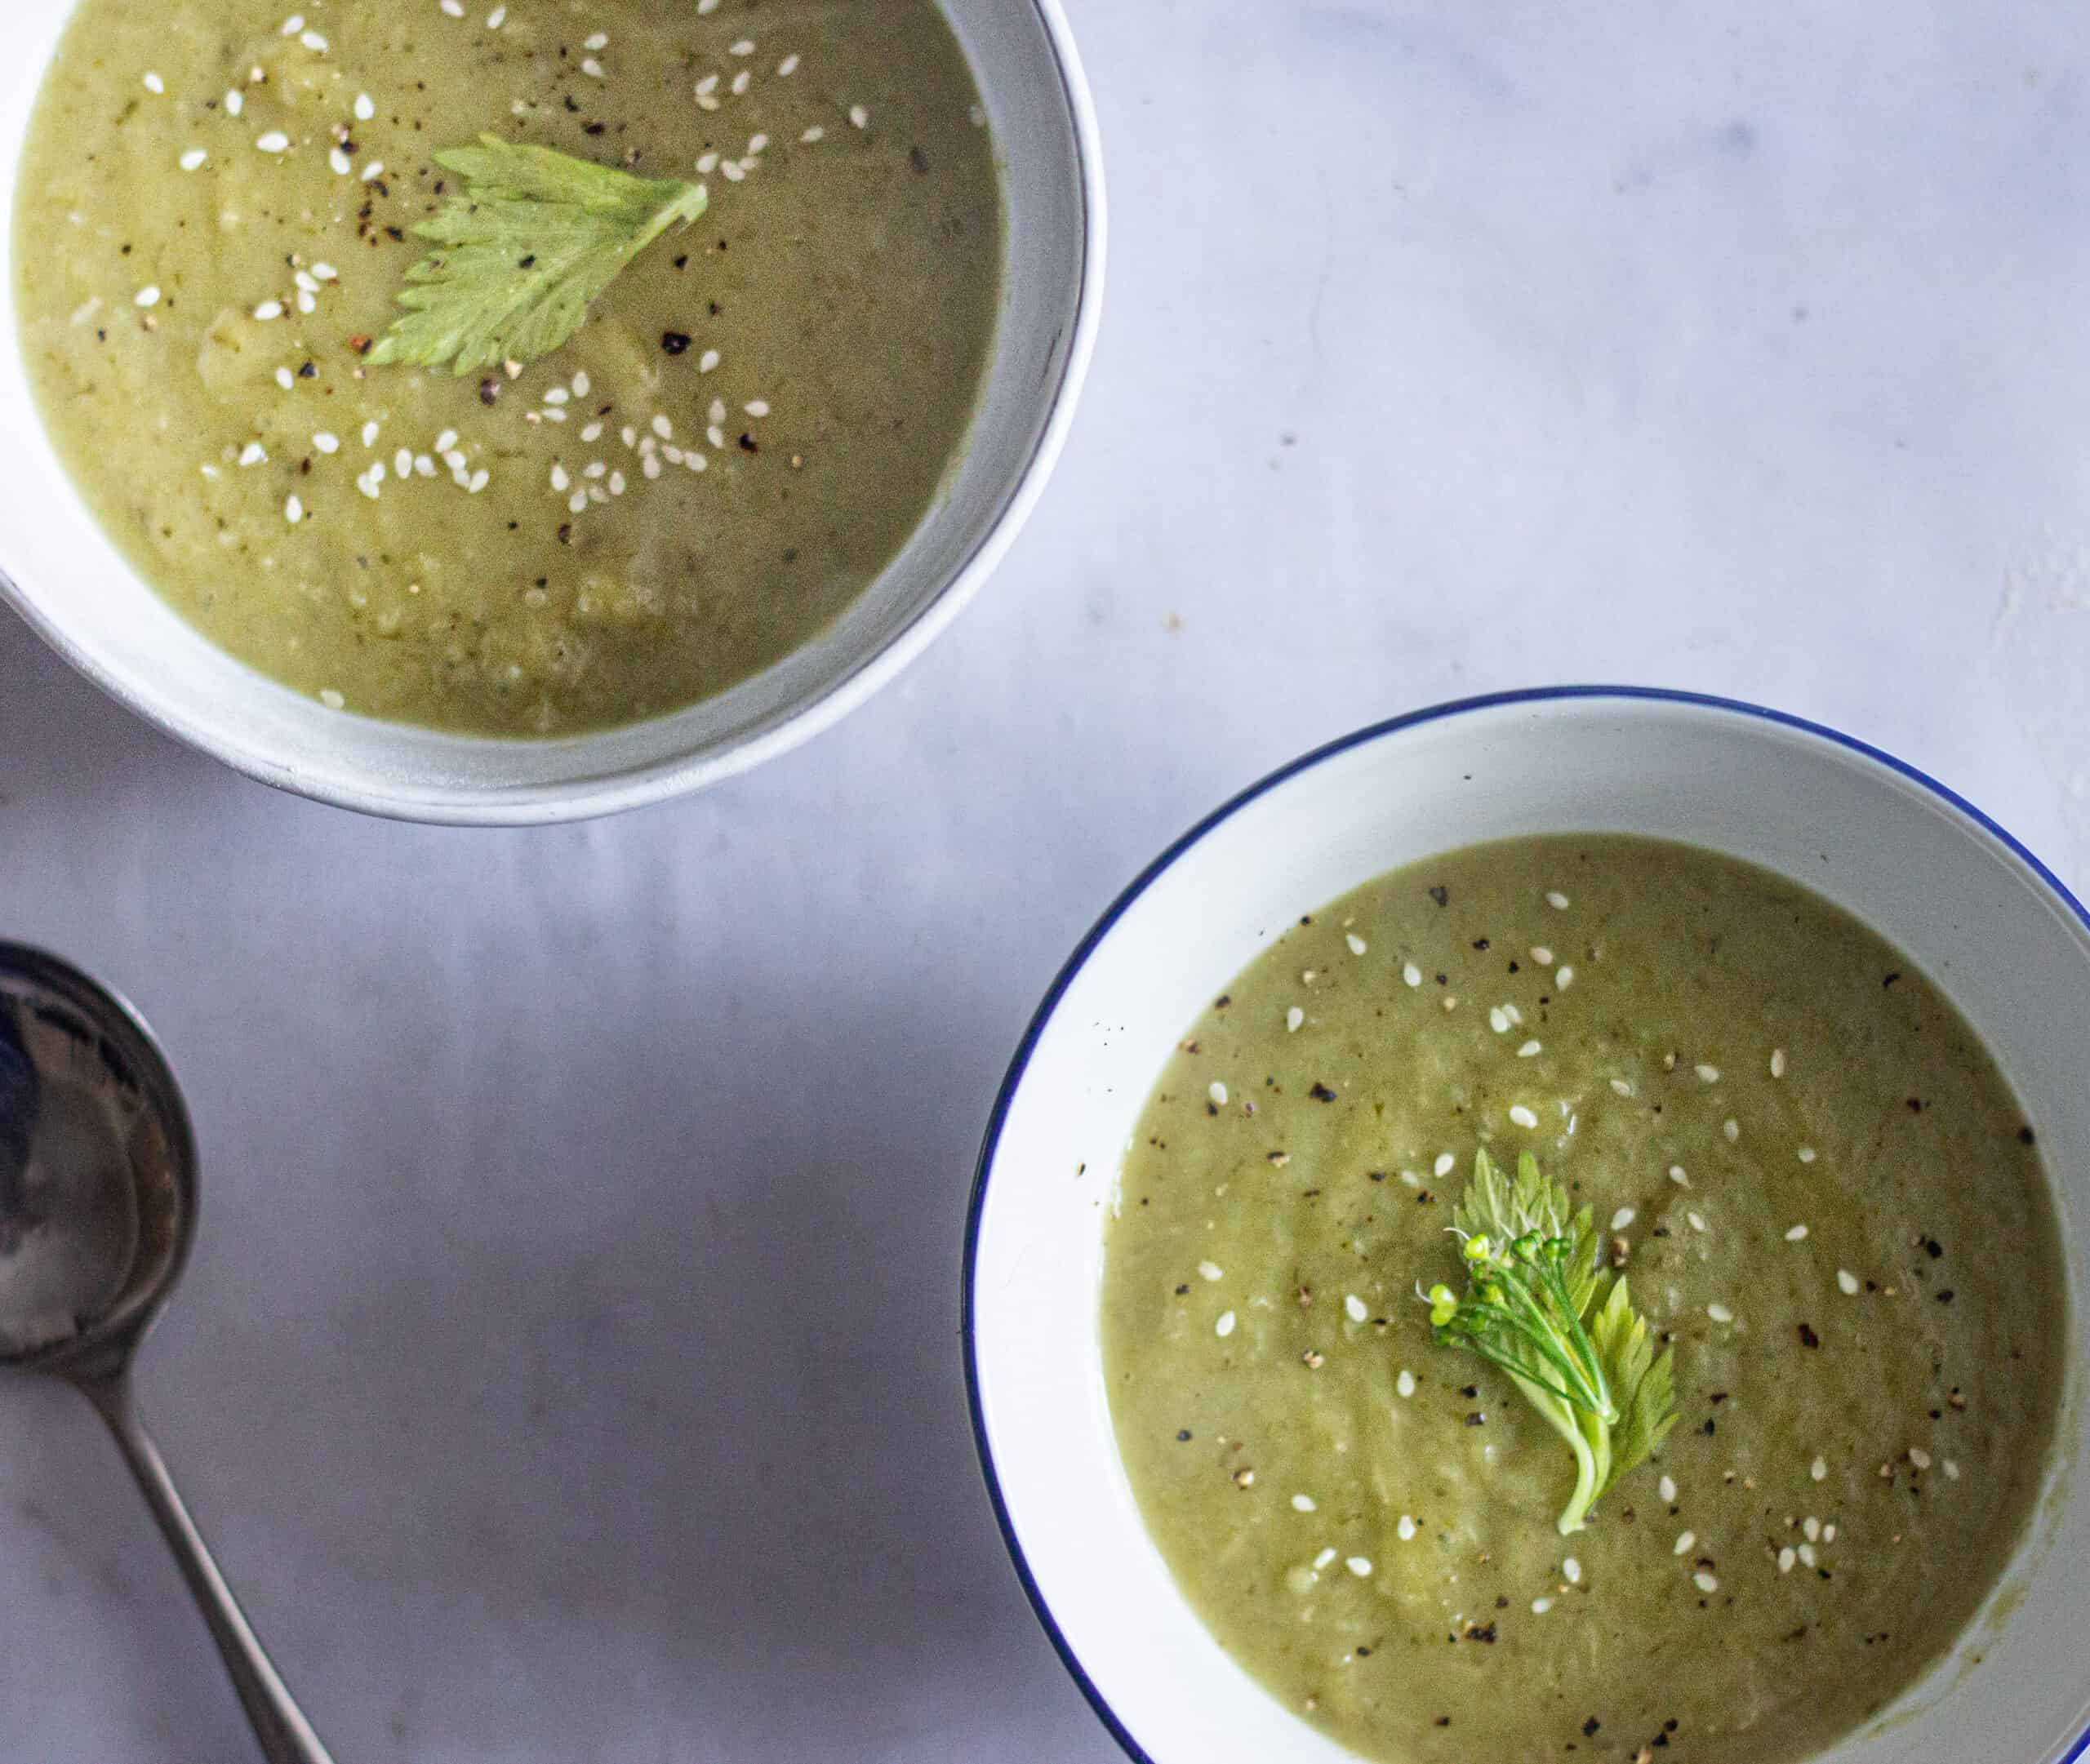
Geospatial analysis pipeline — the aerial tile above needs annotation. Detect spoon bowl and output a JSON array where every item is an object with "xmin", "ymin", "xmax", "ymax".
[
  {"xmin": 0, "ymin": 943, "xmax": 332, "ymax": 1764},
  {"xmin": 0, "ymin": 942, "xmax": 194, "ymax": 1380}
]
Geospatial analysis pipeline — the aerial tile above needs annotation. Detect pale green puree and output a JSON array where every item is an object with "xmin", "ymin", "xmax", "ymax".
[
  {"xmin": 1102, "ymin": 837, "xmax": 2066, "ymax": 1763},
  {"xmin": 14, "ymin": 0, "xmax": 1002, "ymax": 734}
]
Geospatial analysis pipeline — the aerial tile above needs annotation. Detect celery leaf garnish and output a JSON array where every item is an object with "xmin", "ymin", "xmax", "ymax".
[
  {"xmin": 367, "ymin": 136, "xmax": 708, "ymax": 375},
  {"xmin": 1422, "ymin": 1149, "xmax": 1678, "ymax": 1534}
]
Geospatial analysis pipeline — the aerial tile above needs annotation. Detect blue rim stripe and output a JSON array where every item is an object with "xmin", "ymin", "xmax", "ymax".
[{"xmin": 960, "ymin": 683, "xmax": 2090, "ymax": 1764}]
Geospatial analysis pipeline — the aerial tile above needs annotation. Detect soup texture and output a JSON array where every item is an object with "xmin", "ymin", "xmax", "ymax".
[
  {"xmin": 15, "ymin": 0, "xmax": 1002, "ymax": 734},
  {"xmin": 1101, "ymin": 837, "xmax": 2067, "ymax": 1764}
]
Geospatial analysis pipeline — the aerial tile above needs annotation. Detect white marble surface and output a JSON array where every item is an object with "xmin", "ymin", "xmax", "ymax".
[{"xmin": 3, "ymin": 2, "xmax": 2089, "ymax": 1758}]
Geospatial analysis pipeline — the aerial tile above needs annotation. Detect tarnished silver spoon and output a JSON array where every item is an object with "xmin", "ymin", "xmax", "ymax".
[{"xmin": 0, "ymin": 944, "xmax": 334, "ymax": 1764}]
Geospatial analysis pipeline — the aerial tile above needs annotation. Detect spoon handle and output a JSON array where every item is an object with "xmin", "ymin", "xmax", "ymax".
[{"xmin": 85, "ymin": 1379, "xmax": 337, "ymax": 1764}]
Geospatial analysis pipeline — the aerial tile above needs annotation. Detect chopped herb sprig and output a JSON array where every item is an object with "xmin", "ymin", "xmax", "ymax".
[
  {"xmin": 1420, "ymin": 1149, "xmax": 1678, "ymax": 1534},
  {"xmin": 367, "ymin": 136, "xmax": 708, "ymax": 375}
]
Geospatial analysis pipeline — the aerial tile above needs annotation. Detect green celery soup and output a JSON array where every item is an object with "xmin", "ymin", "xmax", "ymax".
[
  {"xmin": 14, "ymin": 0, "xmax": 1002, "ymax": 735},
  {"xmin": 1101, "ymin": 836, "xmax": 2066, "ymax": 1763}
]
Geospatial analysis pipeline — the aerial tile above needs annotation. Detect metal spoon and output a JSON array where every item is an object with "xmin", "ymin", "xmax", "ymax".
[{"xmin": 0, "ymin": 944, "xmax": 335, "ymax": 1764}]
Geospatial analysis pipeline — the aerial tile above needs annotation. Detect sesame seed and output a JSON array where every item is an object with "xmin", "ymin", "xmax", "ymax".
[
  {"xmin": 800, "ymin": 124, "xmax": 825, "ymax": 144},
  {"xmin": 849, "ymin": 103, "xmax": 870, "ymax": 128},
  {"xmin": 1489, "ymin": 1006, "xmax": 1510, "ymax": 1033},
  {"xmin": 354, "ymin": 93, "xmax": 376, "ymax": 122},
  {"xmin": 698, "ymin": 348, "xmax": 722, "ymax": 372},
  {"xmin": 330, "ymin": 147, "xmax": 352, "ymax": 175},
  {"xmin": 1803, "ymin": 1517, "xmax": 1821, "ymax": 1541},
  {"xmin": 696, "ymin": 73, "xmax": 719, "ymax": 96},
  {"xmin": 570, "ymin": 371, "xmax": 590, "ymax": 398},
  {"xmin": 274, "ymin": 367, "xmax": 295, "ymax": 390},
  {"xmin": 180, "ymin": 148, "xmax": 207, "ymax": 171},
  {"xmin": 1823, "ymin": 1523, "xmax": 1837, "ymax": 1540},
  {"xmin": 1798, "ymin": 1146, "xmax": 1817, "ymax": 1164},
  {"xmin": 650, "ymin": 414, "xmax": 673, "ymax": 439},
  {"xmin": 1943, "ymin": 1459, "xmax": 1960, "ymax": 1480},
  {"xmin": 134, "ymin": 285, "xmax": 162, "ymax": 307},
  {"xmin": 1669, "ymin": 1164, "xmax": 1690, "ymax": 1184},
  {"xmin": 439, "ymin": 0, "xmax": 464, "ymax": 16},
  {"xmin": 1531, "ymin": 1596, "xmax": 1553, "ymax": 1613},
  {"xmin": 253, "ymin": 300, "xmax": 283, "ymax": 320},
  {"xmin": 707, "ymin": 424, "xmax": 727, "ymax": 448},
  {"xmin": 642, "ymin": 454, "xmax": 662, "ymax": 480},
  {"xmin": 1673, "ymin": 1531, "xmax": 1696, "ymax": 1555},
  {"xmin": 1345, "ymin": 932, "xmax": 1367, "ymax": 956},
  {"xmin": 585, "ymin": 30, "xmax": 609, "ymax": 49},
  {"xmin": 1770, "ymin": 1047, "xmax": 1787, "ymax": 1078},
  {"xmin": 1909, "ymin": 1446, "xmax": 1932, "ymax": 1469},
  {"xmin": 1285, "ymin": 1006, "xmax": 1305, "ymax": 1033},
  {"xmin": 1402, "ymin": 961, "xmax": 1422, "ymax": 988},
  {"xmin": 1811, "ymin": 1455, "xmax": 1829, "ymax": 1482},
  {"xmin": 732, "ymin": 69, "xmax": 752, "ymax": 96},
  {"xmin": 300, "ymin": 29, "xmax": 329, "ymax": 51},
  {"xmin": 1657, "ymin": 1474, "xmax": 1677, "ymax": 1504},
  {"xmin": 568, "ymin": 490, "xmax": 587, "ymax": 514},
  {"xmin": 312, "ymin": 431, "xmax": 339, "ymax": 454},
  {"xmin": 1546, "ymin": 890, "xmax": 1570, "ymax": 909},
  {"xmin": 1530, "ymin": 946, "xmax": 1554, "ymax": 966},
  {"xmin": 1723, "ymin": 1117, "xmax": 1740, "ymax": 1142},
  {"xmin": 1216, "ymin": 1311, "xmax": 1236, "ymax": 1339},
  {"xmin": 144, "ymin": 71, "xmax": 165, "ymax": 93},
  {"xmin": 1509, "ymin": 1104, "xmax": 1538, "ymax": 1129},
  {"xmin": 318, "ymin": 688, "xmax": 345, "ymax": 709},
  {"xmin": 1688, "ymin": 1211, "xmax": 1706, "ymax": 1232},
  {"xmin": 1207, "ymin": 1081, "xmax": 1228, "ymax": 1107},
  {"xmin": 1196, "ymin": 1260, "xmax": 1222, "ymax": 1283},
  {"xmin": 238, "ymin": 442, "xmax": 266, "ymax": 466},
  {"xmin": 1693, "ymin": 1571, "xmax": 1719, "ymax": 1593},
  {"xmin": 1312, "ymin": 1547, "xmax": 1337, "ymax": 1571},
  {"xmin": 1345, "ymin": 1294, "xmax": 1367, "ymax": 1323},
  {"xmin": 394, "ymin": 448, "xmax": 414, "ymax": 477},
  {"xmin": 1611, "ymin": 1206, "xmax": 1635, "ymax": 1231},
  {"xmin": 362, "ymin": 161, "xmax": 385, "ymax": 181},
  {"xmin": 283, "ymin": 494, "xmax": 304, "ymax": 523},
  {"xmin": 1778, "ymin": 1545, "xmax": 1797, "ymax": 1572},
  {"xmin": 1518, "ymin": 1039, "xmax": 1543, "ymax": 1058},
  {"xmin": 1563, "ymin": 1557, "xmax": 1581, "ymax": 1584},
  {"xmin": 543, "ymin": 387, "xmax": 569, "ymax": 407},
  {"xmin": 684, "ymin": 452, "xmax": 706, "ymax": 472},
  {"xmin": 1291, "ymin": 1492, "xmax": 1315, "ymax": 1512},
  {"xmin": 1706, "ymin": 1303, "xmax": 1732, "ymax": 1323},
  {"xmin": 256, "ymin": 131, "xmax": 291, "ymax": 153},
  {"xmin": 1556, "ymin": 964, "xmax": 1575, "ymax": 989},
  {"xmin": 777, "ymin": 53, "xmax": 800, "ymax": 75},
  {"xmin": 549, "ymin": 464, "xmax": 570, "ymax": 491},
  {"xmin": 1345, "ymin": 1557, "xmax": 1373, "ymax": 1578},
  {"xmin": 468, "ymin": 469, "xmax": 490, "ymax": 493},
  {"xmin": 730, "ymin": 37, "xmax": 756, "ymax": 54},
  {"xmin": 580, "ymin": 57, "xmax": 605, "ymax": 78},
  {"xmin": 281, "ymin": 13, "xmax": 304, "ymax": 33},
  {"xmin": 226, "ymin": 90, "xmax": 244, "ymax": 115},
  {"xmin": 1396, "ymin": 1369, "xmax": 1416, "ymax": 1398},
  {"xmin": 1837, "ymin": 1269, "xmax": 1860, "ymax": 1295},
  {"xmin": 721, "ymin": 160, "xmax": 745, "ymax": 182},
  {"xmin": 487, "ymin": 4, "xmax": 506, "ymax": 24},
  {"xmin": 1433, "ymin": 1153, "xmax": 1454, "ymax": 1178},
  {"xmin": 442, "ymin": 450, "xmax": 467, "ymax": 472},
  {"xmin": 1396, "ymin": 1514, "xmax": 1416, "ymax": 1540}
]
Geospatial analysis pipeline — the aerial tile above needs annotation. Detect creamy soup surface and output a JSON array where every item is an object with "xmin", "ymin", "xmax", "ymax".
[
  {"xmin": 15, "ymin": 0, "xmax": 1002, "ymax": 734},
  {"xmin": 1102, "ymin": 836, "xmax": 2068, "ymax": 1764}
]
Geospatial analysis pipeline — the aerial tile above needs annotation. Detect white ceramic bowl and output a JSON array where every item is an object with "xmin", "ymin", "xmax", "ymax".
[
  {"xmin": 967, "ymin": 687, "xmax": 2089, "ymax": 1764},
  {"xmin": 0, "ymin": 1, "xmax": 1101, "ymax": 824}
]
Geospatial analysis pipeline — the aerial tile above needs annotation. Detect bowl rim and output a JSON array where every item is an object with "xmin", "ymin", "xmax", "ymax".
[
  {"xmin": 0, "ymin": 0, "xmax": 1107, "ymax": 825},
  {"xmin": 961, "ymin": 682, "xmax": 2090, "ymax": 1764}
]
